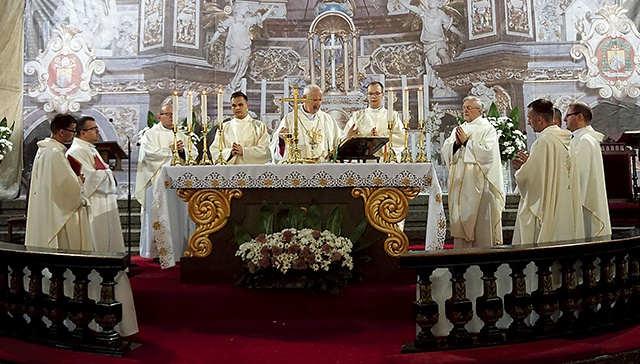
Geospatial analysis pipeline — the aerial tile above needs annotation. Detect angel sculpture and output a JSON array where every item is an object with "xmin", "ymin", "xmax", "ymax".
[
  {"xmin": 203, "ymin": 1, "xmax": 276, "ymax": 92},
  {"xmin": 399, "ymin": 0, "xmax": 464, "ymax": 96}
]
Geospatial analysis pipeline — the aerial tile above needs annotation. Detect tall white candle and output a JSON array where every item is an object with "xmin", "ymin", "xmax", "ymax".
[
  {"xmin": 201, "ymin": 91, "xmax": 207, "ymax": 131},
  {"xmin": 217, "ymin": 88, "xmax": 223, "ymax": 124},
  {"xmin": 172, "ymin": 91, "xmax": 179, "ymax": 133},
  {"xmin": 387, "ymin": 88, "xmax": 393, "ymax": 121},
  {"xmin": 187, "ymin": 92, "xmax": 193, "ymax": 133},
  {"xmin": 402, "ymin": 88, "xmax": 409, "ymax": 122},
  {"xmin": 418, "ymin": 87, "xmax": 424, "ymax": 122}
]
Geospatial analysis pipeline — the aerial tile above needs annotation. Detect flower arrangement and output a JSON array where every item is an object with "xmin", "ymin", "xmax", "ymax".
[
  {"xmin": 236, "ymin": 228, "xmax": 354, "ymax": 293},
  {"xmin": 486, "ymin": 103, "xmax": 526, "ymax": 162},
  {"xmin": 0, "ymin": 117, "xmax": 14, "ymax": 164}
]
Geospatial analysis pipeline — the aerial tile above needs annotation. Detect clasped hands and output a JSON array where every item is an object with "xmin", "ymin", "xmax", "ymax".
[{"xmin": 454, "ymin": 126, "xmax": 469, "ymax": 145}]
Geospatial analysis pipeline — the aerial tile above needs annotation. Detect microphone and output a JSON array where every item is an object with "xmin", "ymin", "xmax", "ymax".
[{"xmin": 109, "ymin": 118, "xmax": 114, "ymax": 123}]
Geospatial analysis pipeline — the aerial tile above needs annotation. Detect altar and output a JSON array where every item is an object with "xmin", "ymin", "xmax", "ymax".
[{"xmin": 151, "ymin": 163, "xmax": 446, "ymax": 282}]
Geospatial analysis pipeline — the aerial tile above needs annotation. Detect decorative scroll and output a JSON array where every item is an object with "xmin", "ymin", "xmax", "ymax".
[
  {"xmin": 248, "ymin": 47, "xmax": 304, "ymax": 81},
  {"xmin": 505, "ymin": 0, "xmax": 532, "ymax": 37},
  {"xmin": 570, "ymin": 5, "xmax": 640, "ymax": 100},
  {"xmin": 177, "ymin": 189, "xmax": 243, "ymax": 258},
  {"xmin": 351, "ymin": 186, "xmax": 420, "ymax": 257},
  {"xmin": 140, "ymin": 0, "xmax": 165, "ymax": 50},
  {"xmin": 24, "ymin": 25, "xmax": 105, "ymax": 113},
  {"xmin": 468, "ymin": 0, "xmax": 496, "ymax": 40},
  {"xmin": 174, "ymin": 0, "xmax": 199, "ymax": 47},
  {"xmin": 370, "ymin": 43, "xmax": 425, "ymax": 78}
]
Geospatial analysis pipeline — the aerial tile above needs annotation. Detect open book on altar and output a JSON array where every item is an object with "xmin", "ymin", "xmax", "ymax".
[{"xmin": 335, "ymin": 136, "xmax": 388, "ymax": 162}]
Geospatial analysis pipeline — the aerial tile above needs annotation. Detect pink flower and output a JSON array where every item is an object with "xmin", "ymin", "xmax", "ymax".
[
  {"xmin": 312, "ymin": 230, "xmax": 321, "ymax": 239},
  {"xmin": 282, "ymin": 230, "xmax": 295, "ymax": 242},
  {"xmin": 260, "ymin": 245, "xmax": 270, "ymax": 257},
  {"xmin": 272, "ymin": 245, "xmax": 283, "ymax": 255},
  {"xmin": 300, "ymin": 246, "xmax": 311, "ymax": 258},
  {"xmin": 293, "ymin": 257, "xmax": 308, "ymax": 270},
  {"xmin": 331, "ymin": 252, "xmax": 342, "ymax": 262},
  {"xmin": 321, "ymin": 243, "xmax": 331, "ymax": 253},
  {"xmin": 288, "ymin": 244, "xmax": 299, "ymax": 254},
  {"xmin": 256, "ymin": 233, "xmax": 266, "ymax": 244}
]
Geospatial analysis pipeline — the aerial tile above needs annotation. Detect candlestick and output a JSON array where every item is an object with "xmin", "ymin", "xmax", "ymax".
[
  {"xmin": 402, "ymin": 88, "xmax": 409, "ymax": 122},
  {"xmin": 387, "ymin": 88, "xmax": 393, "ymax": 122},
  {"xmin": 200, "ymin": 91, "xmax": 212, "ymax": 165},
  {"xmin": 418, "ymin": 87, "xmax": 424, "ymax": 122},
  {"xmin": 217, "ymin": 88, "xmax": 223, "ymax": 124},
  {"xmin": 172, "ymin": 91, "xmax": 179, "ymax": 133},
  {"xmin": 187, "ymin": 92, "xmax": 193, "ymax": 133}
]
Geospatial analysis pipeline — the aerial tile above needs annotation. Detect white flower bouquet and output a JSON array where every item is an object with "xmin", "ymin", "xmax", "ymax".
[
  {"xmin": 0, "ymin": 117, "xmax": 14, "ymax": 164},
  {"xmin": 486, "ymin": 103, "xmax": 526, "ymax": 162},
  {"xmin": 236, "ymin": 228, "xmax": 355, "ymax": 294}
]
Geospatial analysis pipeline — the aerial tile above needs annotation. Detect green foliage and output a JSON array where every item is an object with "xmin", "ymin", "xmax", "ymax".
[
  {"xmin": 147, "ymin": 110, "xmax": 158, "ymax": 128},
  {"xmin": 259, "ymin": 202, "xmax": 274, "ymax": 235},
  {"xmin": 229, "ymin": 218, "xmax": 253, "ymax": 246},
  {"xmin": 487, "ymin": 102, "xmax": 500, "ymax": 118},
  {"xmin": 306, "ymin": 204, "xmax": 323, "ymax": 231},
  {"xmin": 350, "ymin": 217, "xmax": 370, "ymax": 252},
  {"xmin": 326, "ymin": 206, "xmax": 343, "ymax": 236}
]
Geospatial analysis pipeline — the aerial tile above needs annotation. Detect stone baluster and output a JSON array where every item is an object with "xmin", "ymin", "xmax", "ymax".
[
  {"xmin": 44, "ymin": 266, "xmax": 69, "ymax": 339},
  {"xmin": 94, "ymin": 268, "xmax": 123, "ymax": 348},
  {"xmin": 25, "ymin": 264, "xmax": 47, "ymax": 336},
  {"xmin": 598, "ymin": 254, "xmax": 618, "ymax": 324},
  {"xmin": 578, "ymin": 256, "xmax": 600, "ymax": 329},
  {"xmin": 476, "ymin": 263, "xmax": 504, "ymax": 344},
  {"xmin": 445, "ymin": 265, "xmax": 473, "ymax": 347},
  {"xmin": 532, "ymin": 260, "xmax": 558, "ymax": 336},
  {"xmin": 409, "ymin": 268, "xmax": 439, "ymax": 350},
  {"xmin": 505, "ymin": 262, "xmax": 532, "ymax": 340},
  {"xmin": 8, "ymin": 264, "xmax": 27, "ymax": 334},
  {"xmin": 68, "ymin": 267, "xmax": 95, "ymax": 343},
  {"xmin": 613, "ymin": 253, "xmax": 630, "ymax": 320},
  {"xmin": 557, "ymin": 258, "xmax": 581, "ymax": 330}
]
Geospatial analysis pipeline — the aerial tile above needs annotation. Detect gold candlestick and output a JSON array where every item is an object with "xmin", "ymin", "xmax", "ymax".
[
  {"xmin": 170, "ymin": 128, "xmax": 183, "ymax": 166},
  {"xmin": 185, "ymin": 132, "xmax": 197, "ymax": 165},
  {"xmin": 400, "ymin": 120, "xmax": 414, "ymax": 163},
  {"xmin": 280, "ymin": 85, "xmax": 310, "ymax": 164},
  {"xmin": 385, "ymin": 118, "xmax": 397, "ymax": 163},
  {"xmin": 199, "ymin": 120, "xmax": 212, "ymax": 165},
  {"xmin": 415, "ymin": 118, "xmax": 429, "ymax": 163},
  {"xmin": 214, "ymin": 119, "xmax": 227, "ymax": 165}
]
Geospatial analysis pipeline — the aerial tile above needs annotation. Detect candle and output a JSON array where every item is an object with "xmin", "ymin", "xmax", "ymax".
[
  {"xmin": 418, "ymin": 87, "xmax": 424, "ymax": 122},
  {"xmin": 201, "ymin": 91, "xmax": 207, "ymax": 132},
  {"xmin": 172, "ymin": 91, "xmax": 179, "ymax": 133},
  {"xmin": 402, "ymin": 88, "xmax": 409, "ymax": 122},
  {"xmin": 187, "ymin": 92, "xmax": 193, "ymax": 133},
  {"xmin": 387, "ymin": 88, "xmax": 393, "ymax": 121},
  {"xmin": 217, "ymin": 88, "xmax": 223, "ymax": 124}
]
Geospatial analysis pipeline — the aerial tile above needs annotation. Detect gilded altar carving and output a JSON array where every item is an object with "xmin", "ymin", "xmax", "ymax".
[
  {"xmin": 570, "ymin": 5, "xmax": 640, "ymax": 100},
  {"xmin": 351, "ymin": 186, "xmax": 420, "ymax": 257},
  {"xmin": 370, "ymin": 43, "xmax": 425, "ymax": 78},
  {"xmin": 178, "ymin": 189, "xmax": 243, "ymax": 258}
]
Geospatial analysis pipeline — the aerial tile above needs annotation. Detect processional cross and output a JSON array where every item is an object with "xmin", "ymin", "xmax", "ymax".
[{"xmin": 280, "ymin": 84, "xmax": 310, "ymax": 164}]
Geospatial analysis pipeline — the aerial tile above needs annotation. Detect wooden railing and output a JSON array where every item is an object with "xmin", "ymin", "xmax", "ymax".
[
  {"xmin": 398, "ymin": 231, "xmax": 640, "ymax": 352},
  {"xmin": 0, "ymin": 242, "xmax": 131, "ymax": 356}
]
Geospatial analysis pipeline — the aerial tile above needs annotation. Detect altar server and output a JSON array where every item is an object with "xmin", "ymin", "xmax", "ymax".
[
  {"xmin": 565, "ymin": 102, "xmax": 611, "ymax": 238},
  {"xmin": 25, "ymin": 113, "xmax": 92, "ymax": 250},
  {"xmin": 67, "ymin": 115, "xmax": 138, "ymax": 336},
  {"xmin": 210, "ymin": 91, "xmax": 271, "ymax": 164},
  {"xmin": 135, "ymin": 99, "xmax": 198, "ymax": 261},
  {"xmin": 512, "ymin": 99, "xmax": 584, "ymax": 244},
  {"xmin": 270, "ymin": 84, "xmax": 341, "ymax": 163},
  {"xmin": 442, "ymin": 96, "xmax": 504, "ymax": 248},
  {"xmin": 341, "ymin": 81, "xmax": 404, "ymax": 162}
]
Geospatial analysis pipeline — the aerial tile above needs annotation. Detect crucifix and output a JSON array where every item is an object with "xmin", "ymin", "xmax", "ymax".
[
  {"xmin": 326, "ymin": 33, "xmax": 342, "ymax": 91},
  {"xmin": 280, "ymin": 84, "xmax": 310, "ymax": 164}
]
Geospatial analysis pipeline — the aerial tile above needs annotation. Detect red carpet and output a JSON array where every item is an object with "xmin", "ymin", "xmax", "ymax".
[{"xmin": 1, "ymin": 256, "xmax": 639, "ymax": 364}]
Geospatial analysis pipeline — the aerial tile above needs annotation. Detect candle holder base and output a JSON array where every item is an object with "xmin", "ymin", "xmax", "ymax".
[
  {"xmin": 400, "ymin": 149, "xmax": 414, "ymax": 163},
  {"xmin": 415, "ymin": 150, "xmax": 430, "ymax": 163},
  {"xmin": 199, "ymin": 150, "xmax": 213, "ymax": 165},
  {"xmin": 385, "ymin": 148, "xmax": 397, "ymax": 163},
  {"xmin": 170, "ymin": 151, "xmax": 184, "ymax": 166}
]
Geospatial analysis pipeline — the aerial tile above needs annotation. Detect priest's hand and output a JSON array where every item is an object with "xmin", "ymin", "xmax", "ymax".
[
  {"xmin": 455, "ymin": 126, "xmax": 468, "ymax": 145},
  {"xmin": 346, "ymin": 125, "xmax": 358, "ymax": 139},
  {"xmin": 370, "ymin": 127, "xmax": 378, "ymax": 136},
  {"xmin": 232, "ymin": 142, "xmax": 243, "ymax": 156},
  {"xmin": 512, "ymin": 151, "xmax": 528, "ymax": 171},
  {"xmin": 279, "ymin": 127, "xmax": 290, "ymax": 140},
  {"xmin": 176, "ymin": 139, "xmax": 184, "ymax": 152}
]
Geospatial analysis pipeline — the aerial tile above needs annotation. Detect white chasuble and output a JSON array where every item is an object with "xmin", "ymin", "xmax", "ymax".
[
  {"xmin": 26, "ymin": 138, "xmax": 92, "ymax": 250},
  {"xmin": 135, "ymin": 123, "xmax": 197, "ymax": 259},
  {"xmin": 513, "ymin": 126, "xmax": 585, "ymax": 244},
  {"xmin": 270, "ymin": 107, "xmax": 341, "ymax": 163},
  {"xmin": 210, "ymin": 115, "xmax": 271, "ymax": 164},
  {"xmin": 341, "ymin": 107, "xmax": 405, "ymax": 162},
  {"xmin": 442, "ymin": 116, "xmax": 505, "ymax": 247},
  {"xmin": 570, "ymin": 126, "xmax": 611, "ymax": 238}
]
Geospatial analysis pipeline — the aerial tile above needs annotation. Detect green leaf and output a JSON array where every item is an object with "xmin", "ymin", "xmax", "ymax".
[
  {"xmin": 289, "ymin": 204, "xmax": 305, "ymax": 230},
  {"xmin": 306, "ymin": 204, "xmax": 323, "ymax": 230},
  {"xmin": 147, "ymin": 111, "xmax": 159, "ymax": 128},
  {"xmin": 275, "ymin": 202, "xmax": 290, "ymax": 230},
  {"xmin": 228, "ymin": 218, "xmax": 253, "ymax": 246},
  {"xmin": 259, "ymin": 201, "xmax": 274, "ymax": 235},
  {"xmin": 508, "ymin": 106, "xmax": 520, "ymax": 126},
  {"xmin": 350, "ymin": 217, "xmax": 370, "ymax": 251},
  {"xmin": 326, "ymin": 206, "xmax": 343, "ymax": 236},
  {"xmin": 487, "ymin": 102, "xmax": 500, "ymax": 118},
  {"xmin": 456, "ymin": 116, "xmax": 465, "ymax": 125},
  {"xmin": 0, "ymin": 117, "xmax": 6, "ymax": 128}
]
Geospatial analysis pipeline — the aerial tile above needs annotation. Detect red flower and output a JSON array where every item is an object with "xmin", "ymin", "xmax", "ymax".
[
  {"xmin": 305, "ymin": 254, "xmax": 315, "ymax": 265},
  {"xmin": 321, "ymin": 243, "xmax": 331, "ymax": 253},
  {"xmin": 260, "ymin": 245, "xmax": 270, "ymax": 257},
  {"xmin": 272, "ymin": 245, "xmax": 283, "ymax": 255},
  {"xmin": 312, "ymin": 230, "xmax": 321, "ymax": 239},
  {"xmin": 282, "ymin": 230, "xmax": 295, "ymax": 242},
  {"xmin": 288, "ymin": 244, "xmax": 299, "ymax": 254},
  {"xmin": 293, "ymin": 257, "xmax": 308, "ymax": 270},
  {"xmin": 256, "ymin": 233, "xmax": 266, "ymax": 244},
  {"xmin": 258, "ymin": 257, "xmax": 271, "ymax": 268},
  {"xmin": 300, "ymin": 246, "xmax": 311, "ymax": 258},
  {"xmin": 331, "ymin": 252, "xmax": 342, "ymax": 262}
]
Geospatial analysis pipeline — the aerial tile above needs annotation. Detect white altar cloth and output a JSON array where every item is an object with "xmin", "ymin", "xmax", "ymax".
[{"xmin": 152, "ymin": 163, "xmax": 446, "ymax": 268}]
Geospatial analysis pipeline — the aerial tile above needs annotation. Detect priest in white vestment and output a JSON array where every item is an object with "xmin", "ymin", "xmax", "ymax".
[
  {"xmin": 270, "ymin": 84, "xmax": 341, "ymax": 163},
  {"xmin": 512, "ymin": 99, "xmax": 584, "ymax": 244},
  {"xmin": 341, "ymin": 81, "xmax": 404, "ymax": 162},
  {"xmin": 442, "ymin": 96, "xmax": 505, "ymax": 248},
  {"xmin": 135, "ymin": 101, "xmax": 198, "ymax": 260},
  {"xmin": 565, "ymin": 102, "xmax": 611, "ymax": 238},
  {"xmin": 26, "ymin": 114, "xmax": 92, "ymax": 250},
  {"xmin": 67, "ymin": 116, "xmax": 138, "ymax": 336},
  {"xmin": 210, "ymin": 91, "xmax": 271, "ymax": 164}
]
